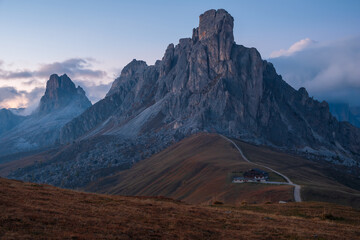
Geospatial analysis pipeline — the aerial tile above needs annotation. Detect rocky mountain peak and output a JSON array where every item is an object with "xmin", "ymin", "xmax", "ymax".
[
  {"xmin": 192, "ymin": 9, "xmax": 234, "ymax": 62},
  {"xmin": 107, "ymin": 59, "xmax": 148, "ymax": 96},
  {"xmin": 43, "ymin": 74, "xmax": 77, "ymax": 99},
  {"xmin": 0, "ymin": 74, "xmax": 92, "ymax": 156},
  {"xmin": 38, "ymin": 74, "xmax": 91, "ymax": 114},
  {"xmin": 60, "ymin": 9, "xmax": 360, "ymax": 169},
  {"xmin": 197, "ymin": 9, "xmax": 234, "ymax": 41}
]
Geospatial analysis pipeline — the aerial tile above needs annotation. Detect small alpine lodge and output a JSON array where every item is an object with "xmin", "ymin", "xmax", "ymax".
[{"xmin": 232, "ymin": 168, "xmax": 269, "ymax": 183}]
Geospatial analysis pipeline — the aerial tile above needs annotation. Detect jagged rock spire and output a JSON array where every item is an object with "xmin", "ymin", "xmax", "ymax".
[
  {"xmin": 192, "ymin": 9, "xmax": 234, "ymax": 61},
  {"xmin": 61, "ymin": 9, "xmax": 360, "ymax": 167},
  {"xmin": 38, "ymin": 74, "xmax": 91, "ymax": 114}
]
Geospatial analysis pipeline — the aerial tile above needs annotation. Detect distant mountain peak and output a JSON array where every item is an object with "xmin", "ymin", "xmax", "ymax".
[
  {"xmin": 0, "ymin": 74, "xmax": 92, "ymax": 156},
  {"xmin": 46, "ymin": 74, "xmax": 76, "ymax": 96},
  {"xmin": 38, "ymin": 74, "xmax": 91, "ymax": 114}
]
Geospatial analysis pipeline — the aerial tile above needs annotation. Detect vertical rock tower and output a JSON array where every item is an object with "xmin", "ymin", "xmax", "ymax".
[{"xmin": 60, "ymin": 9, "xmax": 360, "ymax": 166}]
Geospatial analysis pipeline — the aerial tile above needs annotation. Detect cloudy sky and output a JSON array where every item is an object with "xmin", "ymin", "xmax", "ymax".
[
  {"xmin": 270, "ymin": 36, "xmax": 360, "ymax": 106},
  {"xmin": 1, "ymin": 0, "xmax": 360, "ymax": 111}
]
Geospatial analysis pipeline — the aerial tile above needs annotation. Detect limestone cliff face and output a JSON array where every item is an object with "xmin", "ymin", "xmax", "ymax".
[{"xmin": 60, "ymin": 9, "xmax": 360, "ymax": 166}]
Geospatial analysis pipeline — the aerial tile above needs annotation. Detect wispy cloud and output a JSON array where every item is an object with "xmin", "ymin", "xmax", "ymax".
[
  {"xmin": 0, "ymin": 58, "xmax": 107, "ymax": 80},
  {"xmin": 270, "ymin": 36, "xmax": 360, "ymax": 106},
  {"xmin": 36, "ymin": 58, "xmax": 107, "ymax": 79},
  {"xmin": 1, "ymin": 71, "xmax": 33, "ymax": 79},
  {"xmin": 0, "ymin": 87, "xmax": 44, "ymax": 114},
  {"xmin": 270, "ymin": 38, "xmax": 316, "ymax": 58}
]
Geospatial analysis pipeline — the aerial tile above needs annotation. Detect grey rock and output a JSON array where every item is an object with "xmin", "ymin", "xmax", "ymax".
[{"xmin": 38, "ymin": 74, "xmax": 91, "ymax": 115}]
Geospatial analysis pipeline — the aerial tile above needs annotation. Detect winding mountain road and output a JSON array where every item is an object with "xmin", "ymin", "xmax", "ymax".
[{"xmin": 220, "ymin": 135, "xmax": 302, "ymax": 202}]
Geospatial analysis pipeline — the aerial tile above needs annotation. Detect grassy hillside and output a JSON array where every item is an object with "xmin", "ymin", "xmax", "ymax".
[
  {"xmin": 86, "ymin": 134, "xmax": 293, "ymax": 204},
  {"xmin": 86, "ymin": 133, "xmax": 294, "ymax": 204},
  {"xmin": 1, "ymin": 177, "xmax": 360, "ymax": 239},
  {"xmin": 235, "ymin": 139, "xmax": 360, "ymax": 208},
  {"xmin": 87, "ymin": 133, "xmax": 360, "ymax": 207}
]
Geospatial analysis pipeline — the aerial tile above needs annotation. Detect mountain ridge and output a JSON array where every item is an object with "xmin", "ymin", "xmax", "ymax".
[
  {"xmin": 0, "ymin": 74, "xmax": 91, "ymax": 157},
  {"xmin": 61, "ymin": 9, "xmax": 359, "ymax": 165}
]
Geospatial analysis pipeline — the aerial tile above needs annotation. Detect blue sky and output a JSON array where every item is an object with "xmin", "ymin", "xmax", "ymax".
[{"xmin": 0, "ymin": 0, "xmax": 360, "ymax": 109}]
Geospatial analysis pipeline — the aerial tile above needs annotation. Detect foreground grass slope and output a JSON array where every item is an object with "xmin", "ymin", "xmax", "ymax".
[{"xmin": 1, "ymin": 177, "xmax": 360, "ymax": 239}]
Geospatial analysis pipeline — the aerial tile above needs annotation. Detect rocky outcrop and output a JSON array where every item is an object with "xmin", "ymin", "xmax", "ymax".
[
  {"xmin": 38, "ymin": 74, "xmax": 91, "ymax": 115},
  {"xmin": 59, "ymin": 9, "xmax": 360, "ymax": 167},
  {"xmin": 0, "ymin": 74, "xmax": 91, "ymax": 157}
]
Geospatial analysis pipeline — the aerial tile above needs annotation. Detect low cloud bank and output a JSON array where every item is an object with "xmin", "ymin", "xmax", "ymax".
[
  {"xmin": 0, "ymin": 87, "xmax": 44, "ymax": 115},
  {"xmin": 270, "ymin": 36, "xmax": 360, "ymax": 106}
]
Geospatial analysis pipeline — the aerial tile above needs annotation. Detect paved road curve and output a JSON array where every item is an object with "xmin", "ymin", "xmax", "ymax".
[{"xmin": 220, "ymin": 135, "xmax": 302, "ymax": 202}]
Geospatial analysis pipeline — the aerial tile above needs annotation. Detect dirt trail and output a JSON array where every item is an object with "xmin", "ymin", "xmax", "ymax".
[{"xmin": 220, "ymin": 135, "xmax": 302, "ymax": 202}]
